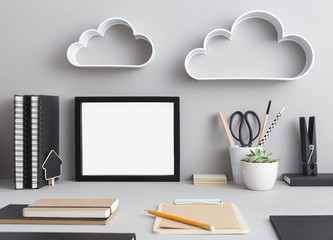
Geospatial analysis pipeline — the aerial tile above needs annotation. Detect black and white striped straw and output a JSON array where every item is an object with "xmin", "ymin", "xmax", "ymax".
[{"xmin": 259, "ymin": 107, "xmax": 285, "ymax": 147}]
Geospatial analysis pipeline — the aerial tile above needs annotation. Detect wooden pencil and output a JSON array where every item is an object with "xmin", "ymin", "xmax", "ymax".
[
  {"xmin": 146, "ymin": 209, "xmax": 215, "ymax": 231},
  {"xmin": 218, "ymin": 112, "xmax": 236, "ymax": 147}
]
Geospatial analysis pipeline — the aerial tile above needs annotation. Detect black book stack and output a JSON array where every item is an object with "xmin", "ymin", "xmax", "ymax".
[{"xmin": 14, "ymin": 95, "xmax": 59, "ymax": 189}]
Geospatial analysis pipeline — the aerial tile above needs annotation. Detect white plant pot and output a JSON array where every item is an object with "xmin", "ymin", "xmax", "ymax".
[
  {"xmin": 229, "ymin": 146, "xmax": 261, "ymax": 185},
  {"xmin": 241, "ymin": 161, "xmax": 278, "ymax": 191}
]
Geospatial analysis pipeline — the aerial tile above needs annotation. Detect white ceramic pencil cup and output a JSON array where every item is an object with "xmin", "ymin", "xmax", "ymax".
[{"xmin": 229, "ymin": 146, "xmax": 260, "ymax": 185}]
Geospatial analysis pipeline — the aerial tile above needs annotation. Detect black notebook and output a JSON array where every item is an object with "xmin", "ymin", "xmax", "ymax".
[
  {"xmin": 14, "ymin": 95, "xmax": 59, "ymax": 189},
  {"xmin": 0, "ymin": 232, "xmax": 135, "ymax": 240},
  {"xmin": 23, "ymin": 95, "xmax": 32, "ymax": 189},
  {"xmin": 270, "ymin": 215, "xmax": 333, "ymax": 240},
  {"xmin": 283, "ymin": 173, "xmax": 333, "ymax": 186},
  {"xmin": 31, "ymin": 95, "xmax": 59, "ymax": 189}
]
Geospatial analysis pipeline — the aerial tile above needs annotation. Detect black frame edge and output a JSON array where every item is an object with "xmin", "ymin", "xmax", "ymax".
[{"xmin": 75, "ymin": 96, "xmax": 180, "ymax": 182}]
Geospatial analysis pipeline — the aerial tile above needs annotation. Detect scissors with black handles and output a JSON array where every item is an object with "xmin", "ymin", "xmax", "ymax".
[{"xmin": 229, "ymin": 110, "xmax": 261, "ymax": 147}]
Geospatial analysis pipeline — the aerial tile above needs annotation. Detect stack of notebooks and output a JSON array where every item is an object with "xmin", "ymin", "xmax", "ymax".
[
  {"xmin": 0, "ymin": 199, "xmax": 119, "ymax": 225},
  {"xmin": 193, "ymin": 174, "xmax": 228, "ymax": 185},
  {"xmin": 14, "ymin": 95, "xmax": 59, "ymax": 189}
]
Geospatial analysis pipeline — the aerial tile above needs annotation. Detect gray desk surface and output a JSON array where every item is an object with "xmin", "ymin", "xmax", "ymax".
[{"xmin": 0, "ymin": 179, "xmax": 332, "ymax": 240}]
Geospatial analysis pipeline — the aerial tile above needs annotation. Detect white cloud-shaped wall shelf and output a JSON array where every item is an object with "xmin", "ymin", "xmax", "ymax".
[
  {"xmin": 67, "ymin": 18, "xmax": 155, "ymax": 68},
  {"xmin": 184, "ymin": 10, "xmax": 314, "ymax": 80}
]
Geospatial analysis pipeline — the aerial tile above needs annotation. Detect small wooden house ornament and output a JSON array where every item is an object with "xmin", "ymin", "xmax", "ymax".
[{"xmin": 42, "ymin": 150, "xmax": 63, "ymax": 186}]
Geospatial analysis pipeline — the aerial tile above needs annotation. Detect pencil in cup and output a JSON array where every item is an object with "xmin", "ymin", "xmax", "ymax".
[
  {"xmin": 259, "ymin": 107, "xmax": 285, "ymax": 147},
  {"xmin": 258, "ymin": 100, "xmax": 272, "ymax": 146},
  {"xmin": 218, "ymin": 111, "xmax": 236, "ymax": 147},
  {"xmin": 145, "ymin": 209, "xmax": 215, "ymax": 231}
]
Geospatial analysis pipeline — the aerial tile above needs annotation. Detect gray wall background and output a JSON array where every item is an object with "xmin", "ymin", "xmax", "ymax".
[{"xmin": 1, "ymin": 0, "xmax": 332, "ymax": 181}]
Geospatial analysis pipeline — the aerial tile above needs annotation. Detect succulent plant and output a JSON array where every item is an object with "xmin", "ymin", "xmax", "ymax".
[{"xmin": 242, "ymin": 148, "xmax": 278, "ymax": 163}]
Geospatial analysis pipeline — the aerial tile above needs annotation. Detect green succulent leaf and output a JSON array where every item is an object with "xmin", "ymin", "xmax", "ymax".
[{"xmin": 241, "ymin": 148, "xmax": 279, "ymax": 163}]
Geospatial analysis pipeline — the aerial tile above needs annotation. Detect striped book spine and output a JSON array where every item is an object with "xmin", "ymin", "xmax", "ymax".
[
  {"xmin": 31, "ymin": 96, "xmax": 39, "ymax": 189},
  {"xmin": 14, "ymin": 95, "xmax": 24, "ymax": 189}
]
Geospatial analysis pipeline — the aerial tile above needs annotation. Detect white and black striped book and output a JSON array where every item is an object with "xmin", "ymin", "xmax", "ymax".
[
  {"xmin": 30, "ymin": 95, "xmax": 59, "ymax": 189},
  {"xmin": 14, "ymin": 95, "xmax": 24, "ymax": 190},
  {"xmin": 13, "ymin": 95, "xmax": 59, "ymax": 189}
]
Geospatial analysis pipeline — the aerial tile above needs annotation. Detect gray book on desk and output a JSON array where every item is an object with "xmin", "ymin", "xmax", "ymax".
[
  {"xmin": 270, "ymin": 215, "xmax": 333, "ymax": 240},
  {"xmin": 283, "ymin": 173, "xmax": 333, "ymax": 186},
  {"xmin": 0, "ymin": 232, "xmax": 135, "ymax": 240}
]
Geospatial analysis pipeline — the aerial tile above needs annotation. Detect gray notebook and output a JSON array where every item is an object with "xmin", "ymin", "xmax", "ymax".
[{"xmin": 270, "ymin": 215, "xmax": 333, "ymax": 240}]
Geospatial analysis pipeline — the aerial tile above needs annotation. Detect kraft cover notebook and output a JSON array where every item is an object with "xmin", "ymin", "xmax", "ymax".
[
  {"xmin": 270, "ymin": 215, "xmax": 333, "ymax": 240},
  {"xmin": 23, "ymin": 198, "xmax": 118, "ymax": 218},
  {"xmin": 152, "ymin": 202, "xmax": 248, "ymax": 234},
  {"xmin": 0, "ymin": 204, "xmax": 117, "ymax": 225},
  {"xmin": 0, "ymin": 232, "xmax": 135, "ymax": 240}
]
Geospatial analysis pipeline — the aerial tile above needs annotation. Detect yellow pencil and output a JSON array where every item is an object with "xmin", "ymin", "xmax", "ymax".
[{"xmin": 145, "ymin": 209, "xmax": 215, "ymax": 231}]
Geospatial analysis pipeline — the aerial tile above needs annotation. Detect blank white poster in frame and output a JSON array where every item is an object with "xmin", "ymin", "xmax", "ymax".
[{"xmin": 75, "ymin": 96, "xmax": 180, "ymax": 181}]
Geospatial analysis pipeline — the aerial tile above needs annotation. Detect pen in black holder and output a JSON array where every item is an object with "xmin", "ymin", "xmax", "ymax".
[{"xmin": 299, "ymin": 116, "xmax": 317, "ymax": 176}]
